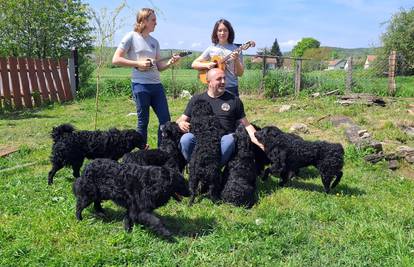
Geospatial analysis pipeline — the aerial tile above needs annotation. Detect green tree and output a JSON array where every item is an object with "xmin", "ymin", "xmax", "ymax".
[
  {"xmin": 0, "ymin": 0, "xmax": 94, "ymax": 86},
  {"xmin": 302, "ymin": 47, "xmax": 332, "ymax": 71},
  {"xmin": 380, "ymin": 7, "xmax": 414, "ymax": 75},
  {"xmin": 270, "ymin": 38, "xmax": 283, "ymax": 68},
  {"xmin": 291, "ymin": 37, "xmax": 320, "ymax": 58}
]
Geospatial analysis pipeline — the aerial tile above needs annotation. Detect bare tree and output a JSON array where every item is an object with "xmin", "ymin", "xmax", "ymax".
[{"xmin": 88, "ymin": 1, "xmax": 127, "ymax": 129}]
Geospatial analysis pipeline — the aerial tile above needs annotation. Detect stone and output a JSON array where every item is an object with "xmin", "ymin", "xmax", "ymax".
[
  {"xmin": 396, "ymin": 146, "xmax": 414, "ymax": 157},
  {"xmin": 388, "ymin": 160, "xmax": 399, "ymax": 170},
  {"xmin": 330, "ymin": 116, "xmax": 354, "ymax": 127},
  {"xmin": 180, "ymin": 90, "xmax": 192, "ymax": 99},
  {"xmin": 289, "ymin": 123, "xmax": 309, "ymax": 134},
  {"xmin": 279, "ymin": 105, "xmax": 291, "ymax": 112}
]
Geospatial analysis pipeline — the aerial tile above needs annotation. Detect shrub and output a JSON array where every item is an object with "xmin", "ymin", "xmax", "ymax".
[{"xmin": 263, "ymin": 70, "xmax": 295, "ymax": 98}]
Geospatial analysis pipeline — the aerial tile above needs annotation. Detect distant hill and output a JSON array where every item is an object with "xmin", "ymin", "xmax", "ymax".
[
  {"xmin": 283, "ymin": 46, "xmax": 379, "ymax": 59},
  {"xmin": 324, "ymin": 46, "xmax": 378, "ymax": 58}
]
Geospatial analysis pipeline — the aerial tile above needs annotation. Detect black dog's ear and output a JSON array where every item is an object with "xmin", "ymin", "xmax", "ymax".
[
  {"xmin": 267, "ymin": 127, "xmax": 281, "ymax": 139},
  {"xmin": 160, "ymin": 124, "xmax": 166, "ymax": 132}
]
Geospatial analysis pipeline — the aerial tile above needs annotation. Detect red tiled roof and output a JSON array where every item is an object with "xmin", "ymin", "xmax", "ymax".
[
  {"xmin": 251, "ymin": 56, "xmax": 277, "ymax": 64},
  {"xmin": 366, "ymin": 55, "xmax": 377, "ymax": 62}
]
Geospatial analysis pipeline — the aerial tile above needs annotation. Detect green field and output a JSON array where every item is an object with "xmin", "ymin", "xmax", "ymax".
[
  {"xmin": 1, "ymin": 94, "xmax": 413, "ymax": 265},
  {"xmin": 93, "ymin": 67, "xmax": 414, "ymax": 98}
]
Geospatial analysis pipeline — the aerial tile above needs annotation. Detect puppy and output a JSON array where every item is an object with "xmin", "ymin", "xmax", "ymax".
[
  {"xmin": 255, "ymin": 126, "xmax": 344, "ymax": 193},
  {"xmin": 188, "ymin": 99, "xmax": 225, "ymax": 205},
  {"xmin": 122, "ymin": 149, "xmax": 170, "ymax": 167},
  {"xmin": 123, "ymin": 121, "xmax": 187, "ymax": 174},
  {"xmin": 73, "ymin": 158, "xmax": 190, "ymax": 238},
  {"xmin": 48, "ymin": 124, "xmax": 145, "ymax": 185},
  {"xmin": 221, "ymin": 124, "xmax": 258, "ymax": 208},
  {"xmin": 250, "ymin": 123, "xmax": 271, "ymax": 180}
]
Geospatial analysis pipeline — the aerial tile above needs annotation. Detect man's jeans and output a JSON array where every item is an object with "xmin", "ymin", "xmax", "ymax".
[
  {"xmin": 132, "ymin": 83, "xmax": 170, "ymax": 146},
  {"xmin": 179, "ymin": 132, "xmax": 235, "ymax": 166}
]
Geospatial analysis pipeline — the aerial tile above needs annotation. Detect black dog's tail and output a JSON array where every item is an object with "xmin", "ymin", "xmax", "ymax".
[{"xmin": 51, "ymin": 124, "xmax": 75, "ymax": 142}]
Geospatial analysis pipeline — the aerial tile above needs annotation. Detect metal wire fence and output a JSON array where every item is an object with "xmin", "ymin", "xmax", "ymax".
[
  {"xmin": 90, "ymin": 50, "xmax": 413, "ymax": 98},
  {"xmin": 253, "ymin": 51, "xmax": 413, "ymax": 98}
]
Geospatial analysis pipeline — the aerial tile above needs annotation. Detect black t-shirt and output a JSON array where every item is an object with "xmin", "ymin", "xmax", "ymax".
[{"xmin": 184, "ymin": 91, "xmax": 246, "ymax": 134}]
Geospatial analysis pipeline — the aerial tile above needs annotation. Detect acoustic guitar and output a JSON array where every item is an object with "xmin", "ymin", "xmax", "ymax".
[
  {"xmin": 136, "ymin": 51, "xmax": 192, "ymax": 70},
  {"xmin": 198, "ymin": 41, "xmax": 255, "ymax": 84}
]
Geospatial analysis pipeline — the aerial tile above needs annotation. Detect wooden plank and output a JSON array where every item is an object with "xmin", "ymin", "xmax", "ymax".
[
  {"xmin": 0, "ymin": 58, "xmax": 12, "ymax": 109},
  {"xmin": 42, "ymin": 58, "xmax": 58, "ymax": 102},
  {"xmin": 27, "ymin": 58, "xmax": 42, "ymax": 107},
  {"xmin": 0, "ymin": 162, "xmax": 37, "ymax": 173},
  {"xmin": 0, "ymin": 146, "xmax": 19, "ymax": 157},
  {"xmin": 17, "ymin": 58, "xmax": 33, "ymax": 108},
  {"xmin": 8, "ymin": 57, "xmax": 23, "ymax": 109},
  {"xmin": 388, "ymin": 50, "xmax": 396, "ymax": 96},
  {"xmin": 58, "ymin": 58, "xmax": 73, "ymax": 100},
  {"xmin": 34, "ymin": 59, "xmax": 49, "ymax": 102},
  {"xmin": 49, "ymin": 59, "xmax": 65, "ymax": 102}
]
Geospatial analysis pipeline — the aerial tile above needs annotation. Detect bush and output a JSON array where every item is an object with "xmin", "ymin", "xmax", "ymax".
[
  {"xmin": 239, "ymin": 70, "xmax": 262, "ymax": 94},
  {"xmin": 161, "ymin": 77, "xmax": 205, "ymax": 97},
  {"xmin": 76, "ymin": 82, "xmax": 97, "ymax": 99},
  {"xmin": 101, "ymin": 79, "xmax": 131, "ymax": 97},
  {"xmin": 263, "ymin": 70, "xmax": 295, "ymax": 98},
  {"xmin": 79, "ymin": 77, "xmax": 207, "ymax": 100}
]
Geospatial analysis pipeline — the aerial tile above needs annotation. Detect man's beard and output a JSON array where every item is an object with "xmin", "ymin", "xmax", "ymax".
[{"xmin": 217, "ymin": 86, "xmax": 225, "ymax": 93}]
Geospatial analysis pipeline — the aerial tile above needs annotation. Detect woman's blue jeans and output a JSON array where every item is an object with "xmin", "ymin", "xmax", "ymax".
[
  {"xmin": 132, "ymin": 83, "xmax": 170, "ymax": 146},
  {"xmin": 179, "ymin": 132, "xmax": 235, "ymax": 166},
  {"xmin": 226, "ymin": 86, "xmax": 239, "ymax": 97}
]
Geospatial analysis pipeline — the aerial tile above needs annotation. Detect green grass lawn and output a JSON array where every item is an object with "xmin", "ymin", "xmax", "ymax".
[{"xmin": 1, "ymin": 95, "xmax": 413, "ymax": 266}]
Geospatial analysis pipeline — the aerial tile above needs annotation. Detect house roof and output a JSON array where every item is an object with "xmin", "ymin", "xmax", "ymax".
[
  {"xmin": 250, "ymin": 56, "xmax": 278, "ymax": 64},
  {"xmin": 366, "ymin": 55, "xmax": 377, "ymax": 62},
  {"xmin": 327, "ymin": 59, "xmax": 345, "ymax": 66}
]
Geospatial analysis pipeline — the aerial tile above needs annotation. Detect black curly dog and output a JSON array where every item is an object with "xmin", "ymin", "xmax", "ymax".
[
  {"xmin": 48, "ymin": 124, "xmax": 146, "ymax": 185},
  {"xmin": 221, "ymin": 124, "xmax": 258, "ymax": 208},
  {"xmin": 73, "ymin": 158, "xmax": 190, "ymax": 238},
  {"xmin": 122, "ymin": 121, "xmax": 186, "ymax": 173},
  {"xmin": 255, "ymin": 126, "xmax": 344, "ymax": 193},
  {"xmin": 250, "ymin": 123, "xmax": 271, "ymax": 180},
  {"xmin": 188, "ymin": 99, "xmax": 225, "ymax": 205}
]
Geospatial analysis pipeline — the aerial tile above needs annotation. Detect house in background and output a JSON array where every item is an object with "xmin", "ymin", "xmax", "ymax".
[
  {"xmin": 251, "ymin": 56, "xmax": 278, "ymax": 69},
  {"xmin": 364, "ymin": 55, "xmax": 377, "ymax": 69},
  {"xmin": 326, "ymin": 59, "xmax": 346, "ymax": 70}
]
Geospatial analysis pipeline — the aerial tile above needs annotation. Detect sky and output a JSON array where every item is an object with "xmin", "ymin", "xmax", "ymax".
[{"xmin": 85, "ymin": 0, "xmax": 413, "ymax": 54}]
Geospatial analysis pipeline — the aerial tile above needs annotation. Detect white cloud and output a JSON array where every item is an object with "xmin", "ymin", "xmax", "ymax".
[
  {"xmin": 191, "ymin": 42, "xmax": 201, "ymax": 48},
  {"xmin": 177, "ymin": 41, "xmax": 184, "ymax": 45},
  {"xmin": 280, "ymin": 40, "xmax": 299, "ymax": 50}
]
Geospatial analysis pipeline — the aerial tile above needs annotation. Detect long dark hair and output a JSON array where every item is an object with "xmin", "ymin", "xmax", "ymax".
[{"xmin": 211, "ymin": 19, "xmax": 235, "ymax": 45}]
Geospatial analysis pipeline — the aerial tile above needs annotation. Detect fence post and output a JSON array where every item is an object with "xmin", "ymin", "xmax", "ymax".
[
  {"xmin": 345, "ymin": 56, "xmax": 353, "ymax": 94},
  {"xmin": 388, "ymin": 50, "xmax": 396, "ymax": 96},
  {"xmin": 259, "ymin": 55, "xmax": 267, "ymax": 93},
  {"xmin": 68, "ymin": 48, "xmax": 78, "ymax": 97},
  {"xmin": 294, "ymin": 59, "xmax": 302, "ymax": 95}
]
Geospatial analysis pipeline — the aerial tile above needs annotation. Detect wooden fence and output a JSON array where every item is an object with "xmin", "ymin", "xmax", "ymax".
[{"xmin": 0, "ymin": 57, "xmax": 73, "ymax": 110}]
